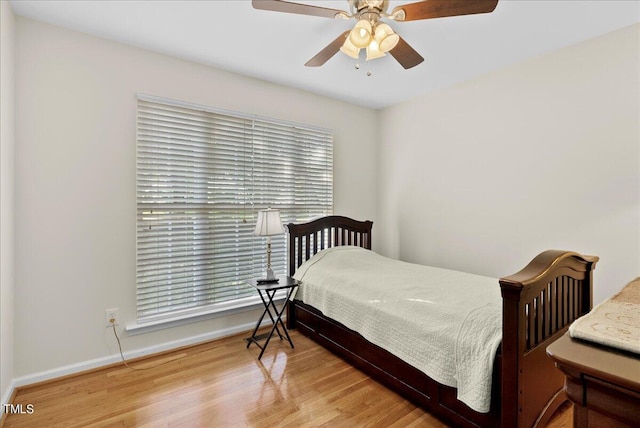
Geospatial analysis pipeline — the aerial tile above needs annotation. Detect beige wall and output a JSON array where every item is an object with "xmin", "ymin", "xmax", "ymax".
[
  {"xmin": 9, "ymin": 13, "xmax": 640, "ymax": 386},
  {"xmin": 14, "ymin": 18, "xmax": 377, "ymax": 379},
  {"xmin": 1, "ymin": 0, "xmax": 16, "ymax": 403},
  {"xmin": 377, "ymin": 24, "xmax": 640, "ymax": 304}
]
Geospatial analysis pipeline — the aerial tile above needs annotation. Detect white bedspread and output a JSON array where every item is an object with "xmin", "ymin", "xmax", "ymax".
[{"xmin": 293, "ymin": 246, "xmax": 502, "ymax": 413}]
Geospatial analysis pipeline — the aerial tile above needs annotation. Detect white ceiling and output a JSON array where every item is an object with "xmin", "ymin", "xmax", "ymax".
[{"xmin": 9, "ymin": 0, "xmax": 640, "ymax": 109}]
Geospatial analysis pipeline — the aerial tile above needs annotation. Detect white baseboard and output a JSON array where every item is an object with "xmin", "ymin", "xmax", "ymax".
[
  {"xmin": 1, "ymin": 379, "xmax": 16, "ymax": 406},
  {"xmin": 10, "ymin": 320, "xmax": 260, "ymax": 389}
]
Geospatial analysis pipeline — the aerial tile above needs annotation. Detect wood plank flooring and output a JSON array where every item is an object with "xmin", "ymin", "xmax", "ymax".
[{"xmin": 3, "ymin": 330, "xmax": 571, "ymax": 427}]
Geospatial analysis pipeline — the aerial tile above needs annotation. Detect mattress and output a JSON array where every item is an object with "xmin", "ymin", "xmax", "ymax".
[{"xmin": 292, "ymin": 246, "xmax": 502, "ymax": 413}]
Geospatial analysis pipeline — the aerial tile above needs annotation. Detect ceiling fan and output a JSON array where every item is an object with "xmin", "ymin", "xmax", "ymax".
[{"xmin": 252, "ymin": 0, "xmax": 499, "ymax": 69}]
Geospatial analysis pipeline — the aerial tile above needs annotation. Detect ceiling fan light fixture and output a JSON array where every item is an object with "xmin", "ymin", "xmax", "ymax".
[
  {"xmin": 254, "ymin": 0, "xmax": 500, "ymax": 70},
  {"xmin": 365, "ymin": 39, "xmax": 385, "ymax": 61},
  {"xmin": 374, "ymin": 23, "xmax": 399, "ymax": 52},
  {"xmin": 349, "ymin": 19, "xmax": 372, "ymax": 48},
  {"xmin": 340, "ymin": 37, "xmax": 361, "ymax": 59}
]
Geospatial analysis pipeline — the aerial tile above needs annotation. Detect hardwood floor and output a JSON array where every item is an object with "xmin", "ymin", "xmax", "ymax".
[{"xmin": 3, "ymin": 330, "xmax": 571, "ymax": 427}]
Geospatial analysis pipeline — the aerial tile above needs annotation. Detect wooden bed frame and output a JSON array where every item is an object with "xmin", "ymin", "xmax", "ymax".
[{"xmin": 286, "ymin": 216, "xmax": 599, "ymax": 428}]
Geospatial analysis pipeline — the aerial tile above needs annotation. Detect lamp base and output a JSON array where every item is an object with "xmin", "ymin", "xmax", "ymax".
[{"xmin": 257, "ymin": 268, "xmax": 279, "ymax": 284}]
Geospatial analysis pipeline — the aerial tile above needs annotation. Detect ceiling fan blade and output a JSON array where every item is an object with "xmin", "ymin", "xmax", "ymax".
[
  {"xmin": 252, "ymin": 0, "xmax": 346, "ymax": 19},
  {"xmin": 393, "ymin": 0, "xmax": 498, "ymax": 21},
  {"xmin": 389, "ymin": 37, "xmax": 424, "ymax": 69},
  {"xmin": 305, "ymin": 31, "xmax": 350, "ymax": 67}
]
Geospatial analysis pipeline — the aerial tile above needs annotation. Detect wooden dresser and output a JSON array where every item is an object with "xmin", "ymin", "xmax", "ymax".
[{"xmin": 547, "ymin": 333, "xmax": 640, "ymax": 427}]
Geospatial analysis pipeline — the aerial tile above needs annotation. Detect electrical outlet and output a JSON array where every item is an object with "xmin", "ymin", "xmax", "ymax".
[{"xmin": 105, "ymin": 308, "xmax": 119, "ymax": 327}]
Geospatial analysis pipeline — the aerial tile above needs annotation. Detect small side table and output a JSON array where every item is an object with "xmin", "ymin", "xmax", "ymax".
[
  {"xmin": 245, "ymin": 275, "xmax": 299, "ymax": 360},
  {"xmin": 547, "ymin": 333, "xmax": 640, "ymax": 427}
]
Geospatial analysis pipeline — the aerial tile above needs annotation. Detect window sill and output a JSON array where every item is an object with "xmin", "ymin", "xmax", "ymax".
[{"xmin": 126, "ymin": 292, "xmax": 287, "ymax": 336}]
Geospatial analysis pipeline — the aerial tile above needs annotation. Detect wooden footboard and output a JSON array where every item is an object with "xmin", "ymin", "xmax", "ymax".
[
  {"xmin": 500, "ymin": 250, "xmax": 598, "ymax": 428},
  {"xmin": 286, "ymin": 216, "xmax": 598, "ymax": 428}
]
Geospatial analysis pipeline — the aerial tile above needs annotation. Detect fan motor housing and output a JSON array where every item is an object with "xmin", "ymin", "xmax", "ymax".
[{"xmin": 349, "ymin": 0, "xmax": 389, "ymax": 14}]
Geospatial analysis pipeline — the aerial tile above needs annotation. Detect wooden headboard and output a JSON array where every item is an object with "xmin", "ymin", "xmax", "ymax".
[{"xmin": 287, "ymin": 215, "xmax": 373, "ymax": 276}]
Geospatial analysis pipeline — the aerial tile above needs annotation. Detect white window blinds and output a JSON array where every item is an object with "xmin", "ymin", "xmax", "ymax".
[{"xmin": 136, "ymin": 95, "xmax": 333, "ymax": 322}]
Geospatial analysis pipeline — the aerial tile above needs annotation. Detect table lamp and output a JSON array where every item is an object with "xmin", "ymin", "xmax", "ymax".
[{"xmin": 254, "ymin": 208, "xmax": 285, "ymax": 283}]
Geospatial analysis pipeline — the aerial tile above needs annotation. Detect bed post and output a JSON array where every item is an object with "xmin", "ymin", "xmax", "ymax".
[
  {"xmin": 499, "ymin": 250, "xmax": 598, "ymax": 428},
  {"xmin": 500, "ymin": 277, "xmax": 527, "ymax": 428},
  {"xmin": 287, "ymin": 224, "xmax": 297, "ymax": 329}
]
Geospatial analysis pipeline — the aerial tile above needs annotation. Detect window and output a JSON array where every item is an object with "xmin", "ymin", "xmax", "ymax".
[{"xmin": 136, "ymin": 95, "xmax": 333, "ymax": 322}]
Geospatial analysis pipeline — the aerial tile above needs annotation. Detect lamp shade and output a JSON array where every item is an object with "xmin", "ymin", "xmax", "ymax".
[
  {"xmin": 366, "ymin": 39, "xmax": 386, "ymax": 60},
  {"xmin": 254, "ymin": 209, "xmax": 285, "ymax": 237},
  {"xmin": 374, "ymin": 23, "xmax": 399, "ymax": 53},
  {"xmin": 349, "ymin": 19, "xmax": 372, "ymax": 49},
  {"xmin": 340, "ymin": 37, "xmax": 361, "ymax": 59}
]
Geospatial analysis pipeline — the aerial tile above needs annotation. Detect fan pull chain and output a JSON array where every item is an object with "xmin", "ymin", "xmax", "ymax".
[{"xmin": 353, "ymin": 61, "xmax": 372, "ymax": 76}]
